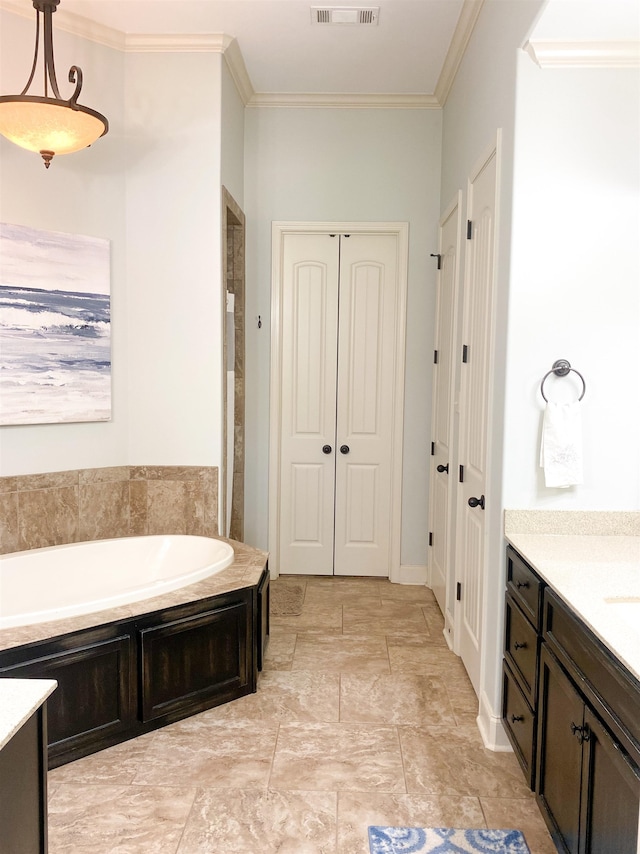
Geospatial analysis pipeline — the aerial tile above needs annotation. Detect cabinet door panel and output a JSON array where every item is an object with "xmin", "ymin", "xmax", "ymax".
[
  {"xmin": 581, "ymin": 708, "xmax": 640, "ymax": 854},
  {"xmin": 537, "ymin": 646, "xmax": 583, "ymax": 854},
  {"xmin": 0, "ymin": 634, "xmax": 134, "ymax": 757},
  {"xmin": 139, "ymin": 601, "xmax": 250, "ymax": 722}
]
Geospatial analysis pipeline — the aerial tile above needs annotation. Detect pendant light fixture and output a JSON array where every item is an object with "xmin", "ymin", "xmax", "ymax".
[{"xmin": 0, "ymin": 0, "xmax": 108, "ymax": 168}]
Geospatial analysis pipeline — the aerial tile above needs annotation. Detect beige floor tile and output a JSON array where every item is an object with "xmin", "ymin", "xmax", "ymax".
[
  {"xmin": 305, "ymin": 577, "xmax": 385, "ymax": 594},
  {"xmin": 48, "ymin": 783, "xmax": 196, "ymax": 854},
  {"xmin": 47, "ymin": 576, "xmax": 541, "ymax": 854},
  {"xmin": 379, "ymin": 583, "xmax": 437, "ymax": 603},
  {"xmin": 270, "ymin": 722, "xmax": 406, "ymax": 793},
  {"xmin": 337, "ymin": 792, "xmax": 486, "ymax": 854},
  {"xmin": 305, "ymin": 585, "xmax": 382, "ymax": 608},
  {"xmin": 48, "ymin": 730, "xmax": 157, "ymax": 785},
  {"xmin": 444, "ymin": 673, "xmax": 481, "ymax": 723},
  {"xmin": 387, "ymin": 636, "xmax": 470, "ymax": 675},
  {"xmin": 263, "ymin": 632, "xmax": 297, "ymax": 670},
  {"xmin": 399, "ymin": 724, "xmax": 532, "ymax": 798},
  {"xmin": 343, "ymin": 602, "xmax": 431, "ymax": 637},
  {"xmin": 293, "ymin": 634, "xmax": 391, "ymax": 674},
  {"xmin": 340, "ymin": 674, "xmax": 456, "ymax": 726},
  {"xmin": 132, "ymin": 717, "xmax": 280, "ymax": 789},
  {"xmin": 204, "ymin": 671, "xmax": 340, "ymax": 722},
  {"xmin": 177, "ymin": 788, "xmax": 337, "ymax": 854},
  {"xmin": 480, "ymin": 797, "xmax": 557, "ymax": 854},
  {"xmin": 271, "ymin": 604, "xmax": 343, "ymax": 635}
]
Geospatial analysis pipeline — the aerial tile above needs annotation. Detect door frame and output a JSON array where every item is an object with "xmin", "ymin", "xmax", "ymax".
[{"xmin": 268, "ymin": 221, "xmax": 409, "ymax": 580}]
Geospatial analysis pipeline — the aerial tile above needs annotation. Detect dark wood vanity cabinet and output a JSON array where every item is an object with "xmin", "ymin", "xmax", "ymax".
[
  {"xmin": 502, "ymin": 545, "xmax": 545, "ymax": 788},
  {"xmin": 0, "ymin": 704, "xmax": 49, "ymax": 853},
  {"xmin": 503, "ymin": 545, "xmax": 640, "ymax": 854},
  {"xmin": 537, "ymin": 589, "xmax": 640, "ymax": 854}
]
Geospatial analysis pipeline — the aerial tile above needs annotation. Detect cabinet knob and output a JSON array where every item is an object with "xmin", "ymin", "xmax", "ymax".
[
  {"xmin": 516, "ymin": 580, "xmax": 530, "ymax": 590},
  {"xmin": 322, "ymin": 445, "xmax": 332, "ymax": 454},
  {"xmin": 468, "ymin": 495, "xmax": 485, "ymax": 510},
  {"xmin": 340, "ymin": 445, "xmax": 350, "ymax": 454},
  {"xmin": 514, "ymin": 641, "xmax": 527, "ymax": 651},
  {"xmin": 510, "ymin": 714, "xmax": 525, "ymax": 724},
  {"xmin": 437, "ymin": 463, "xmax": 449, "ymax": 474}
]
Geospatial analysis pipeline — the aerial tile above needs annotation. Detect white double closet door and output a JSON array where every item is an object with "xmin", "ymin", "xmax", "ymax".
[{"xmin": 275, "ymin": 229, "xmax": 402, "ymax": 577}]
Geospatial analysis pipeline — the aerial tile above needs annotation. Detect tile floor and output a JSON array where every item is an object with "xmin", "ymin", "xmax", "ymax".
[{"xmin": 47, "ymin": 575, "xmax": 557, "ymax": 853}]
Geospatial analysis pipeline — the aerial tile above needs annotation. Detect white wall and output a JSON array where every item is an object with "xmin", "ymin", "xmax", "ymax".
[
  {"xmin": 243, "ymin": 107, "xmax": 442, "ymax": 562},
  {"xmin": 506, "ymin": 59, "xmax": 640, "ymax": 510},
  {"xmin": 124, "ymin": 51, "xmax": 224, "ymax": 473},
  {"xmin": 0, "ymin": 10, "xmax": 127, "ymax": 476}
]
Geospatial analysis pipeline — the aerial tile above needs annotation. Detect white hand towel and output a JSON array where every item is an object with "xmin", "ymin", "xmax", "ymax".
[{"xmin": 540, "ymin": 401, "xmax": 583, "ymax": 488}]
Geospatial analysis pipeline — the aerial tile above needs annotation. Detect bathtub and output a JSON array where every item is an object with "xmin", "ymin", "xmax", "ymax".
[{"xmin": 0, "ymin": 535, "xmax": 235, "ymax": 629}]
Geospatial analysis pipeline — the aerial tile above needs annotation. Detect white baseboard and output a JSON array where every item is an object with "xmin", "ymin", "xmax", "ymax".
[
  {"xmin": 477, "ymin": 689, "xmax": 512, "ymax": 752},
  {"xmin": 393, "ymin": 564, "xmax": 428, "ymax": 585}
]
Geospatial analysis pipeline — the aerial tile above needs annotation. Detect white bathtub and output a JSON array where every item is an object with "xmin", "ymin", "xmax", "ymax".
[{"xmin": 0, "ymin": 535, "xmax": 235, "ymax": 629}]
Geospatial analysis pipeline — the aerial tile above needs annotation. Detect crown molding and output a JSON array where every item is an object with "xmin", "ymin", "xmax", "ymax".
[
  {"xmin": 0, "ymin": 0, "xmax": 127, "ymax": 50},
  {"xmin": 248, "ymin": 92, "xmax": 440, "ymax": 109},
  {"xmin": 124, "ymin": 33, "xmax": 232, "ymax": 53},
  {"xmin": 223, "ymin": 37, "xmax": 255, "ymax": 105},
  {"xmin": 525, "ymin": 40, "xmax": 640, "ymax": 69},
  {"xmin": 434, "ymin": 0, "xmax": 485, "ymax": 107}
]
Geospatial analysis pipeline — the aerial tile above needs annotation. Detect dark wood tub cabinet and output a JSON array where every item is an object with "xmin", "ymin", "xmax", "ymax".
[{"xmin": 0, "ymin": 565, "xmax": 270, "ymax": 769}]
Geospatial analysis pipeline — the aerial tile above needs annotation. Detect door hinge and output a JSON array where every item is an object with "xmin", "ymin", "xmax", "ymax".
[
  {"xmin": 467, "ymin": 220, "xmax": 472, "ymax": 240},
  {"xmin": 431, "ymin": 441, "xmax": 435, "ymax": 456},
  {"xmin": 459, "ymin": 464, "xmax": 464, "ymax": 483},
  {"xmin": 462, "ymin": 344, "xmax": 469, "ymax": 363},
  {"xmin": 434, "ymin": 349, "xmax": 438, "ymax": 364},
  {"xmin": 456, "ymin": 581, "xmax": 462, "ymax": 601},
  {"xmin": 429, "ymin": 532, "xmax": 433, "ymax": 546},
  {"xmin": 430, "ymin": 252, "xmax": 442, "ymax": 270}
]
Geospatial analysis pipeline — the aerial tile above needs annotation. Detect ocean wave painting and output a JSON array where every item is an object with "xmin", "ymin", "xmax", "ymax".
[{"xmin": 0, "ymin": 222, "xmax": 111, "ymax": 425}]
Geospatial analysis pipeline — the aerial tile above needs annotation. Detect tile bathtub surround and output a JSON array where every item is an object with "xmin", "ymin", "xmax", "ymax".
[
  {"xmin": 0, "ymin": 465, "xmax": 219, "ymax": 554},
  {"xmin": 47, "ymin": 576, "xmax": 557, "ymax": 854}
]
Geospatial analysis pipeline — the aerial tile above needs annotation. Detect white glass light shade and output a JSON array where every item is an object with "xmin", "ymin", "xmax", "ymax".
[{"xmin": 0, "ymin": 96, "xmax": 108, "ymax": 158}]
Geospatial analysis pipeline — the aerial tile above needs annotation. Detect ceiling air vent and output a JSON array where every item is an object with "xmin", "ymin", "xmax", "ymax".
[{"xmin": 311, "ymin": 6, "xmax": 380, "ymax": 25}]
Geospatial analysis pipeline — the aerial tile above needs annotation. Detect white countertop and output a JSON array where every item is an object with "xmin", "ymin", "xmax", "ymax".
[
  {"xmin": 0, "ymin": 678, "xmax": 57, "ymax": 751},
  {"xmin": 505, "ymin": 529, "xmax": 640, "ymax": 683}
]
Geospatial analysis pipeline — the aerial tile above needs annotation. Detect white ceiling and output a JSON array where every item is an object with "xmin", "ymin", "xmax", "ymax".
[
  {"xmin": 17, "ymin": 0, "xmax": 474, "ymax": 99},
  {"xmin": 2, "ymin": 0, "xmax": 638, "ymax": 103}
]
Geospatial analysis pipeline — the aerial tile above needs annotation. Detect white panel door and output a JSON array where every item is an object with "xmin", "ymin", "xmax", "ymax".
[
  {"xmin": 277, "ymin": 231, "xmax": 400, "ymax": 577},
  {"xmin": 427, "ymin": 196, "xmax": 462, "ymax": 616},
  {"xmin": 279, "ymin": 233, "xmax": 340, "ymax": 575},
  {"xmin": 457, "ymin": 146, "xmax": 498, "ymax": 694},
  {"xmin": 334, "ymin": 234, "xmax": 399, "ymax": 577}
]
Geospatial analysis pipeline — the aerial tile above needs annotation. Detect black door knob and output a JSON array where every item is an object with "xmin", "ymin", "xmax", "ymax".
[
  {"xmin": 436, "ymin": 463, "xmax": 449, "ymax": 473},
  {"xmin": 340, "ymin": 445, "xmax": 350, "ymax": 454},
  {"xmin": 468, "ymin": 495, "xmax": 485, "ymax": 510},
  {"xmin": 322, "ymin": 445, "xmax": 332, "ymax": 454}
]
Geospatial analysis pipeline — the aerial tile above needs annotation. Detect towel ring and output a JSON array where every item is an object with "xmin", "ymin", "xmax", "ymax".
[{"xmin": 540, "ymin": 359, "xmax": 586, "ymax": 402}]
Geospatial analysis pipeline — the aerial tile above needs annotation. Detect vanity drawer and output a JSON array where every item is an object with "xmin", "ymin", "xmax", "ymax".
[
  {"xmin": 506, "ymin": 546, "xmax": 543, "ymax": 630},
  {"xmin": 505, "ymin": 594, "xmax": 539, "ymax": 705},
  {"xmin": 502, "ymin": 661, "xmax": 536, "ymax": 789}
]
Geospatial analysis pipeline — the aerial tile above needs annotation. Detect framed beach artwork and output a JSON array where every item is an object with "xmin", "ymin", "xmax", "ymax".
[{"xmin": 0, "ymin": 222, "xmax": 111, "ymax": 425}]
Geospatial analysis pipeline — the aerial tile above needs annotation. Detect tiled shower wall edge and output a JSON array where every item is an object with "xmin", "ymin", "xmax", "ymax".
[{"xmin": 0, "ymin": 466, "xmax": 219, "ymax": 555}]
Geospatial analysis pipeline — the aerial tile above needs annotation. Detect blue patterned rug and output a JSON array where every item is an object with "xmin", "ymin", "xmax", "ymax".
[{"xmin": 368, "ymin": 827, "xmax": 531, "ymax": 854}]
